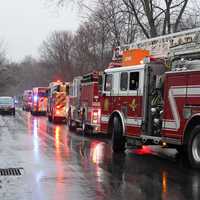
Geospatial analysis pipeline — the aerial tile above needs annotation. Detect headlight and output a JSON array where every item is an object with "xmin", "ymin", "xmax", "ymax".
[
  {"xmin": 151, "ymin": 107, "xmax": 157, "ymax": 114},
  {"xmin": 154, "ymin": 118, "xmax": 160, "ymax": 124}
]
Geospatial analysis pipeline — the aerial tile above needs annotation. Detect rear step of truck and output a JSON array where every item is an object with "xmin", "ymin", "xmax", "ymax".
[
  {"xmin": 126, "ymin": 135, "xmax": 162, "ymax": 149},
  {"xmin": 140, "ymin": 135, "xmax": 162, "ymax": 145},
  {"xmin": 126, "ymin": 138, "xmax": 143, "ymax": 149}
]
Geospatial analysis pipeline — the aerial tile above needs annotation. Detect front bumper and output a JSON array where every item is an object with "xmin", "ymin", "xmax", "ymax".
[
  {"xmin": 54, "ymin": 110, "xmax": 66, "ymax": 118},
  {"xmin": 0, "ymin": 108, "xmax": 14, "ymax": 114},
  {"xmin": 86, "ymin": 122, "xmax": 101, "ymax": 133}
]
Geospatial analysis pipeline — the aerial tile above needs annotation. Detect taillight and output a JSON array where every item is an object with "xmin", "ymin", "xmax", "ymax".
[
  {"xmin": 56, "ymin": 110, "xmax": 60, "ymax": 115},
  {"xmin": 93, "ymin": 96, "xmax": 99, "ymax": 102}
]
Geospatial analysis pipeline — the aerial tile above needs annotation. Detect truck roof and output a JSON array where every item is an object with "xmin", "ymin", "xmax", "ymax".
[
  {"xmin": 33, "ymin": 87, "xmax": 48, "ymax": 89},
  {"xmin": 33, "ymin": 87, "xmax": 48, "ymax": 92},
  {"xmin": 166, "ymin": 68, "xmax": 200, "ymax": 75},
  {"xmin": 105, "ymin": 64, "xmax": 145, "ymax": 73},
  {"xmin": 24, "ymin": 90, "xmax": 32, "ymax": 94}
]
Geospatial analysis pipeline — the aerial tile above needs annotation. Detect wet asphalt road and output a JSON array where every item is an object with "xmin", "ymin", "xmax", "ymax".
[{"xmin": 0, "ymin": 109, "xmax": 200, "ymax": 200}]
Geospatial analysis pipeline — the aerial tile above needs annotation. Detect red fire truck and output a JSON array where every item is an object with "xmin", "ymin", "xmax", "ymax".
[
  {"xmin": 31, "ymin": 87, "xmax": 48, "ymax": 115},
  {"xmin": 68, "ymin": 76, "xmax": 82, "ymax": 130},
  {"xmin": 68, "ymin": 72, "xmax": 102, "ymax": 134},
  {"xmin": 47, "ymin": 81, "xmax": 69, "ymax": 123},
  {"xmin": 100, "ymin": 27, "xmax": 200, "ymax": 168},
  {"xmin": 22, "ymin": 90, "xmax": 32, "ymax": 111}
]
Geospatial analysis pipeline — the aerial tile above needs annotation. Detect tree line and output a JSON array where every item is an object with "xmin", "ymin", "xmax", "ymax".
[
  {"xmin": 0, "ymin": 0, "xmax": 200, "ymax": 95},
  {"xmin": 41, "ymin": 0, "xmax": 200, "ymax": 80}
]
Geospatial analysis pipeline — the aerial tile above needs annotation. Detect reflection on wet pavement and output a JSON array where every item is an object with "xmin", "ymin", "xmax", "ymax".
[{"xmin": 0, "ymin": 110, "xmax": 199, "ymax": 200}]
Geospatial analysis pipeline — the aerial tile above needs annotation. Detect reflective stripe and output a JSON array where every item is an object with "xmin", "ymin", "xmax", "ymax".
[
  {"xmin": 101, "ymin": 115, "xmax": 142, "ymax": 127},
  {"xmin": 125, "ymin": 118, "xmax": 142, "ymax": 126},
  {"xmin": 162, "ymin": 120, "xmax": 177, "ymax": 130},
  {"xmin": 102, "ymin": 85, "xmax": 200, "ymax": 130},
  {"xmin": 163, "ymin": 85, "xmax": 200, "ymax": 130},
  {"xmin": 101, "ymin": 115, "xmax": 109, "ymax": 123}
]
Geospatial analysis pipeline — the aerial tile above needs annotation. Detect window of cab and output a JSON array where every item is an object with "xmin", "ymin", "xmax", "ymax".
[
  {"xmin": 129, "ymin": 72, "xmax": 139, "ymax": 90},
  {"xmin": 120, "ymin": 71, "xmax": 140, "ymax": 92},
  {"xmin": 104, "ymin": 74, "xmax": 113, "ymax": 91},
  {"xmin": 120, "ymin": 72, "xmax": 128, "ymax": 91}
]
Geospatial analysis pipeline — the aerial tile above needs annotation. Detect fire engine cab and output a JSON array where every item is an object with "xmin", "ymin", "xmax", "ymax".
[
  {"xmin": 101, "ymin": 27, "xmax": 200, "ymax": 168},
  {"xmin": 68, "ymin": 72, "xmax": 102, "ymax": 134},
  {"xmin": 47, "ymin": 81, "xmax": 69, "ymax": 123}
]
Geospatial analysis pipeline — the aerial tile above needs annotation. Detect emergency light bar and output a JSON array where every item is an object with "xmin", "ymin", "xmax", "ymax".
[{"xmin": 33, "ymin": 95, "xmax": 38, "ymax": 102}]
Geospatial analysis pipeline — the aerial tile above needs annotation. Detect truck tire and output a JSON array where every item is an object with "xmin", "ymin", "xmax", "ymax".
[
  {"xmin": 68, "ymin": 118, "xmax": 74, "ymax": 131},
  {"xmin": 81, "ymin": 110, "xmax": 87, "ymax": 135},
  {"xmin": 112, "ymin": 116, "xmax": 125, "ymax": 153},
  {"xmin": 52, "ymin": 115, "xmax": 57, "ymax": 124},
  {"xmin": 82, "ymin": 121, "xmax": 86, "ymax": 135},
  {"xmin": 176, "ymin": 146, "xmax": 185, "ymax": 154},
  {"xmin": 31, "ymin": 111, "xmax": 37, "ymax": 116},
  {"xmin": 48, "ymin": 115, "xmax": 52, "ymax": 122},
  {"xmin": 82, "ymin": 121, "xmax": 90, "ymax": 136},
  {"xmin": 187, "ymin": 125, "xmax": 200, "ymax": 168}
]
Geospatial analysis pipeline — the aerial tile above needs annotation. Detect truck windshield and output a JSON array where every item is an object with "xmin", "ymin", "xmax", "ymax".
[
  {"xmin": 129, "ymin": 72, "xmax": 139, "ymax": 90},
  {"xmin": 0, "ymin": 97, "xmax": 14, "ymax": 105},
  {"xmin": 38, "ymin": 92, "xmax": 47, "ymax": 97}
]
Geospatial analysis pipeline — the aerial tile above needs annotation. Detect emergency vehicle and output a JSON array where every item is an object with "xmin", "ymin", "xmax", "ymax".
[
  {"xmin": 22, "ymin": 90, "xmax": 32, "ymax": 111},
  {"xmin": 68, "ymin": 72, "xmax": 103, "ymax": 134},
  {"xmin": 31, "ymin": 87, "xmax": 48, "ymax": 115},
  {"xmin": 68, "ymin": 76, "xmax": 82, "ymax": 130},
  {"xmin": 100, "ymin": 27, "xmax": 200, "ymax": 168},
  {"xmin": 47, "ymin": 81, "xmax": 69, "ymax": 123}
]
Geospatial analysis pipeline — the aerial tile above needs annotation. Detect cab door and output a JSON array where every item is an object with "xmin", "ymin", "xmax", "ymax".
[
  {"xmin": 100, "ymin": 73, "xmax": 115, "ymax": 133},
  {"xmin": 119, "ymin": 70, "xmax": 143, "ymax": 137}
]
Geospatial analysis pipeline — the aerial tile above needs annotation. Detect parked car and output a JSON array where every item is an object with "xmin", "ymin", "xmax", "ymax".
[{"xmin": 0, "ymin": 97, "xmax": 15, "ymax": 115}]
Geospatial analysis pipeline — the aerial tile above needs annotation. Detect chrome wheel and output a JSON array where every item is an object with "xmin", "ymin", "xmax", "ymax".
[
  {"xmin": 82, "ymin": 122, "xmax": 86, "ymax": 134},
  {"xmin": 82, "ymin": 123, "xmax": 85, "ymax": 130},
  {"xmin": 192, "ymin": 134, "xmax": 200, "ymax": 163}
]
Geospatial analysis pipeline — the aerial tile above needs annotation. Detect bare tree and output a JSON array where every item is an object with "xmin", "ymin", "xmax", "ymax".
[
  {"xmin": 94, "ymin": 0, "xmax": 139, "ymax": 45},
  {"xmin": 47, "ymin": 0, "xmax": 200, "ymax": 40},
  {"xmin": 0, "ymin": 40, "xmax": 6, "ymax": 65},
  {"xmin": 42, "ymin": 0, "xmax": 200, "ymax": 80},
  {"xmin": 40, "ymin": 31, "xmax": 74, "ymax": 80},
  {"xmin": 121, "ymin": 0, "xmax": 190, "ymax": 38}
]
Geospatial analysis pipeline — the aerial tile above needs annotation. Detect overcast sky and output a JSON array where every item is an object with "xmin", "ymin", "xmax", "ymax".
[{"xmin": 0, "ymin": 0, "xmax": 80, "ymax": 62}]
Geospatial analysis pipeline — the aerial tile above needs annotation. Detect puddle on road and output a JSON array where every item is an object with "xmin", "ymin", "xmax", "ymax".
[
  {"xmin": 9, "ymin": 112, "xmax": 200, "ymax": 200},
  {"xmin": 39, "ymin": 176, "xmax": 70, "ymax": 184},
  {"xmin": 9, "ymin": 145, "xmax": 34, "ymax": 151}
]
